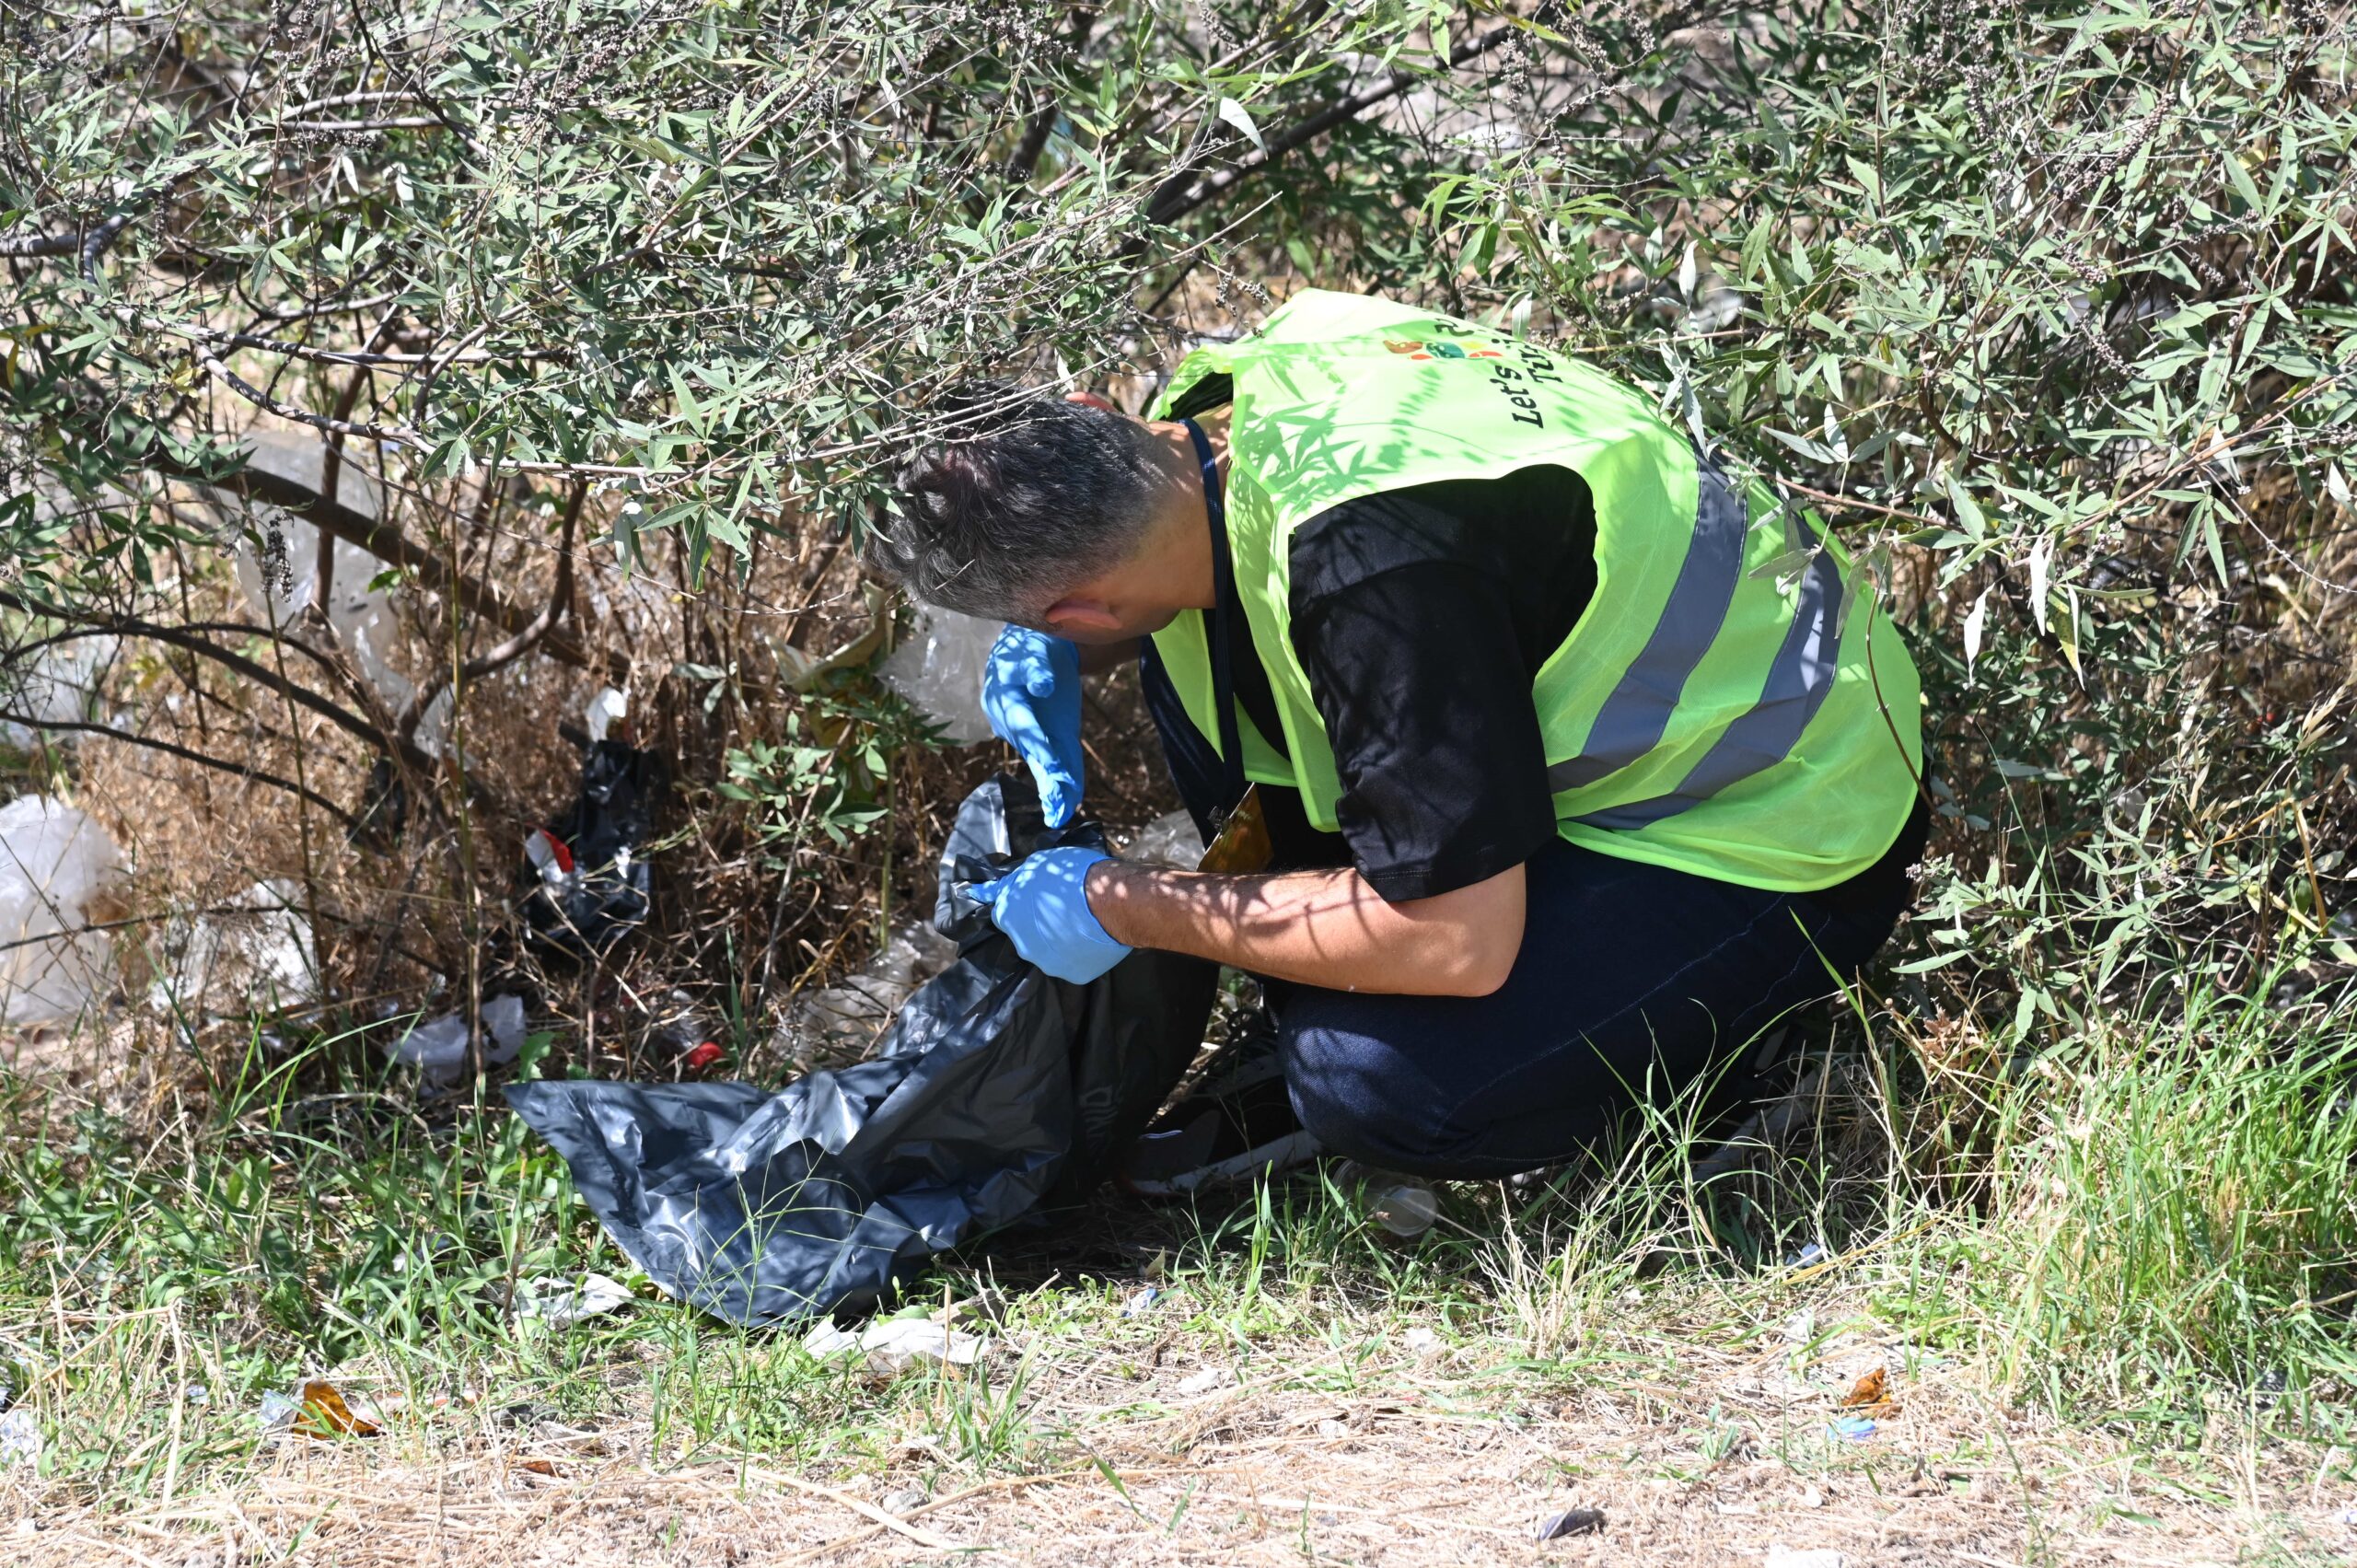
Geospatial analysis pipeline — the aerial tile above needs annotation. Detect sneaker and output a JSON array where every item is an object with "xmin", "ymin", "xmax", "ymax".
[{"xmin": 1120, "ymin": 1013, "xmax": 1321, "ymax": 1197}]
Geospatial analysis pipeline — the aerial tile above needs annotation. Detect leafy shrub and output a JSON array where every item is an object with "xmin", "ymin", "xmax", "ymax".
[{"xmin": 2, "ymin": 1, "xmax": 2351, "ymax": 1176}]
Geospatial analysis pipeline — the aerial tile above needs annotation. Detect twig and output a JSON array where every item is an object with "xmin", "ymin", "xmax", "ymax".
[
  {"xmin": 459, "ymin": 480, "xmax": 583, "ymax": 679},
  {"xmin": 0, "ymin": 592, "xmax": 424, "ymax": 770},
  {"xmin": 142, "ymin": 444, "xmax": 625, "ymax": 678},
  {"xmin": 0, "ymin": 711, "xmax": 355, "ymax": 828},
  {"xmin": 191, "ymin": 345, "xmax": 429, "ymax": 448},
  {"xmin": 268, "ymin": 117, "xmax": 447, "ymax": 133},
  {"xmin": 1140, "ymin": 25, "xmax": 1519, "ymax": 229},
  {"xmin": 145, "ymin": 316, "xmax": 549, "ymax": 367},
  {"xmin": 749, "ymin": 1469, "xmax": 966, "ymax": 1551},
  {"xmin": 247, "ymin": 289, "xmax": 401, "ymax": 323}
]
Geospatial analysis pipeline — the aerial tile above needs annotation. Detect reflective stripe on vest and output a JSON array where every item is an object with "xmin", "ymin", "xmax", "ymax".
[
  {"xmin": 1544, "ymin": 452, "xmax": 1747, "ymax": 796},
  {"xmin": 1553, "ymin": 457, "xmax": 1850, "ymax": 829}
]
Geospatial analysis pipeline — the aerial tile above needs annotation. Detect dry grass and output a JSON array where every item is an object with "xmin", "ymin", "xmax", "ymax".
[{"xmin": 6, "ymin": 1283, "xmax": 2342, "ymax": 1567}]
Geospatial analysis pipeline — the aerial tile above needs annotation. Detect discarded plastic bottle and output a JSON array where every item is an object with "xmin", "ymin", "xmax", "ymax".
[{"xmin": 1337, "ymin": 1161, "xmax": 1438, "ymax": 1239}]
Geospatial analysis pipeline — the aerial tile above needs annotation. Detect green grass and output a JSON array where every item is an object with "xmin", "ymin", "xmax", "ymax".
[{"xmin": 3, "ymin": 976, "xmax": 2354, "ymax": 1519}]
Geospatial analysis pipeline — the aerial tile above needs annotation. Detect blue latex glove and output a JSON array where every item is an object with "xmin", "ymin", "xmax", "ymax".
[
  {"xmin": 971, "ymin": 846, "xmax": 1132, "ymax": 983},
  {"xmin": 981, "ymin": 626, "xmax": 1085, "ymax": 828}
]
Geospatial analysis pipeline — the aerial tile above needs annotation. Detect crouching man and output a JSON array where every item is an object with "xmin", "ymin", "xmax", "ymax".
[{"xmin": 865, "ymin": 289, "xmax": 1926, "ymax": 1191}]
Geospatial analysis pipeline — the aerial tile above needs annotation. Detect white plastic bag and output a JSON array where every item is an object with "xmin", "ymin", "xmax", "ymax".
[
  {"xmin": 0, "ymin": 796, "xmax": 125, "ymax": 1025},
  {"xmin": 213, "ymin": 431, "xmax": 417, "ymax": 723},
  {"xmin": 153, "ymin": 877, "xmax": 318, "ymax": 1015},
  {"xmin": 385, "ymin": 993, "xmax": 529, "ymax": 1087},
  {"xmin": 877, "ymin": 606, "xmax": 998, "ymax": 744},
  {"xmin": 0, "ymin": 633, "xmax": 119, "ymax": 749}
]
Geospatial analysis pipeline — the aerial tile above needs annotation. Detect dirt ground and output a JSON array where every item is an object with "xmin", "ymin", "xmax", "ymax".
[{"xmin": 9, "ymin": 1318, "xmax": 2347, "ymax": 1567}]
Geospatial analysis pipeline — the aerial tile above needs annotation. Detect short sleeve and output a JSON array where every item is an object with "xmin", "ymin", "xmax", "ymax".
[{"xmin": 1289, "ymin": 556, "xmax": 1561, "ymax": 901}]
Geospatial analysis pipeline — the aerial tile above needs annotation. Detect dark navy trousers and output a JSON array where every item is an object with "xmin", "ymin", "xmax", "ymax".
[{"xmin": 1140, "ymin": 651, "xmax": 1915, "ymax": 1179}]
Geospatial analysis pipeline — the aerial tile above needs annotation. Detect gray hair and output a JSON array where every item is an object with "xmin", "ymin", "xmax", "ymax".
[{"xmin": 865, "ymin": 389, "xmax": 1162, "ymax": 621}]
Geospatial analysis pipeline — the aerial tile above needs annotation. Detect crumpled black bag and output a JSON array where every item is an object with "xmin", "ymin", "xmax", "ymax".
[
  {"xmin": 520, "ymin": 738, "xmax": 663, "ymax": 957},
  {"xmin": 505, "ymin": 773, "xmax": 1217, "ymax": 1325}
]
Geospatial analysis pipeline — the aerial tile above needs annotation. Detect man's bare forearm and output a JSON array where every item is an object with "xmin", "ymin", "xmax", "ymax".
[{"xmin": 1083, "ymin": 859, "xmax": 1526, "ymax": 997}]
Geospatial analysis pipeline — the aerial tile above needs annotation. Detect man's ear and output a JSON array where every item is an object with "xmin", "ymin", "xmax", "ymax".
[
  {"xmin": 1040, "ymin": 597, "xmax": 1126, "ymax": 637},
  {"xmin": 1063, "ymin": 389, "xmax": 1119, "ymax": 413}
]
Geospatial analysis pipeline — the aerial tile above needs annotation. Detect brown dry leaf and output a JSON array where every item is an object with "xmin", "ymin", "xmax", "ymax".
[
  {"xmin": 1839, "ymin": 1367, "xmax": 1888, "ymax": 1409},
  {"xmin": 295, "ymin": 1379, "xmax": 381, "ymax": 1439},
  {"xmin": 517, "ymin": 1458, "xmax": 559, "ymax": 1477}
]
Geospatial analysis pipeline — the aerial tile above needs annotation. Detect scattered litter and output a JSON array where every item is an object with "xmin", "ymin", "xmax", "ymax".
[
  {"xmin": 802, "ymin": 1318, "xmax": 985, "ymax": 1374},
  {"xmin": 1345, "ymin": 1164, "xmax": 1438, "ymax": 1239},
  {"xmin": 214, "ymin": 433, "xmax": 418, "ymax": 723},
  {"xmin": 1121, "ymin": 1287, "xmax": 1160, "ymax": 1318},
  {"xmin": 1838, "ymin": 1366, "xmax": 1888, "ymax": 1408},
  {"xmin": 0, "ymin": 1409, "xmax": 40, "ymax": 1469},
  {"xmin": 1796, "ymin": 1485, "xmax": 1825, "ymax": 1508},
  {"xmin": 804, "ymin": 1322, "xmax": 860, "ymax": 1359},
  {"xmin": 1827, "ymin": 1414, "xmax": 1878, "ymax": 1443},
  {"xmin": 775, "ymin": 918, "xmax": 958, "ymax": 1062},
  {"xmin": 649, "ymin": 987, "xmax": 719, "ymax": 1054},
  {"xmin": 180, "ymin": 1383, "xmax": 211, "ymax": 1408},
  {"xmin": 385, "ymin": 993, "xmax": 528, "ymax": 1087},
  {"xmin": 1401, "ymin": 1326, "xmax": 1443, "ymax": 1357},
  {"xmin": 681, "ymin": 1040, "xmax": 725, "ymax": 1073},
  {"xmin": 1120, "ymin": 808, "xmax": 1207, "ymax": 869},
  {"xmin": 585, "ymin": 687, "xmax": 629, "ymax": 744},
  {"xmin": 2331, "ymin": 1505, "xmax": 2357, "ymax": 1528},
  {"xmin": 482, "ymin": 993, "xmax": 528, "ymax": 1052},
  {"xmin": 518, "ymin": 734, "xmax": 662, "ymax": 957},
  {"xmin": 0, "ymin": 795, "xmax": 127, "ymax": 1025},
  {"xmin": 877, "ymin": 1485, "xmax": 929, "ymax": 1516},
  {"xmin": 294, "ymin": 1378, "xmax": 381, "ymax": 1438},
  {"xmin": 860, "ymin": 1319, "xmax": 985, "ymax": 1374},
  {"xmin": 1786, "ymin": 1241, "xmax": 1829, "ymax": 1268},
  {"xmin": 1677, "ymin": 281, "xmax": 1747, "ymax": 336},
  {"xmin": 877, "ymin": 605, "xmax": 998, "ymax": 744},
  {"xmin": 1533, "ymin": 1506, "xmax": 1605, "ymax": 1540},
  {"xmin": 1766, "ymin": 1548, "xmax": 1845, "ymax": 1568},
  {"xmin": 256, "ymin": 1390, "xmax": 302, "ymax": 1431},
  {"xmin": 517, "ymin": 1272, "xmax": 634, "ymax": 1328},
  {"xmin": 1174, "ymin": 1366, "xmax": 1234, "ymax": 1396},
  {"xmin": 155, "ymin": 878, "xmax": 319, "ymax": 1016},
  {"xmin": 0, "ymin": 633, "xmax": 118, "ymax": 750},
  {"xmin": 1780, "ymin": 1308, "xmax": 1817, "ymax": 1343}
]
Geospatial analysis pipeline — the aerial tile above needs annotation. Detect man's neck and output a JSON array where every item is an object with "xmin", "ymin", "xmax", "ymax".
[{"xmin": 1145, "ymin": 416, "xmax": 1224, "ymax": 611}]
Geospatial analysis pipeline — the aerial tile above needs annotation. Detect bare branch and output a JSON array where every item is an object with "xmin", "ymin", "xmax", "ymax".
[
  {"xmin": 1142, "ymin": 25, "xmax": 1520, "ymax": 228},
  {"xmin": 140, "ymin": 445, "xmax": 627, "ymax": 679},
  {"xmin": 461, "ymin": 479, "xmax": 584, "ymax": 679},
  {"xmin": 191, "ymin": 346, "xmax": 431, "ymax": 448},
  {"xmin": 0, "ymin": 710, "xmax": 355, "ymax": 829}
]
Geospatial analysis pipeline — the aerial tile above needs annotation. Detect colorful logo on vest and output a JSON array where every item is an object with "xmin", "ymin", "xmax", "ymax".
[{"xmin": 1382, "ymin": 338, "xmax": 1504, "ymax": 361}]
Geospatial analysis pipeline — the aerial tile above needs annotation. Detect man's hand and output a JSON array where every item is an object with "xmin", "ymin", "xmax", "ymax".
[
  {"xmin": 972, "ymin": 845, "xmax": 1133, "ymax": 982},
  {"xmin": 981, "ymin": 625, "xmax": 1086, "ymax": 828}
]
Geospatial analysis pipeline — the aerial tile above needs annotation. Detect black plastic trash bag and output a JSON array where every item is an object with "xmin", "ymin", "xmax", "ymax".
[
  {"xmin": 519, "ymin": 738, "xmax": 664, "ymax": 957},
  {"xmin": 505, "ymin": 773, "xmax": 1217, "ymax": 1325}
]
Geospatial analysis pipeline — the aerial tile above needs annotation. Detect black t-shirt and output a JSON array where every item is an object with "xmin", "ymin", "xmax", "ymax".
[{"xmin": 1222, "ymin": 469, "xmax": 1597, "ymax": 901}]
